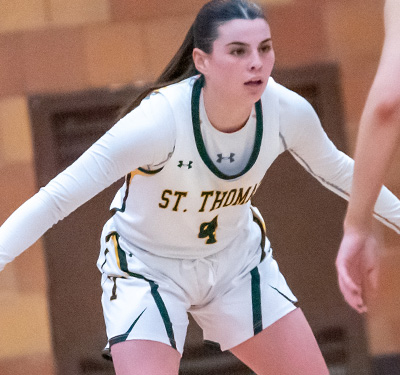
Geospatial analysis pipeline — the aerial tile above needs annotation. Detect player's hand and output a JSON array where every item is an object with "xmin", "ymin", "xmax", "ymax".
[{"xmin": 336, "ymin": 227, "xmax": 378, "ymax": 313}]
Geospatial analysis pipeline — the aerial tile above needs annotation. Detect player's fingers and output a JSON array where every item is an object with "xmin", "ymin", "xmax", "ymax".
[
  {"xmin": 340, "ymin": 286, "xmax": 366, "ymax": 313},
  {"xmin": 337, "ymin": 270, "xmax": 366, "ymax": 313},
  {"xmin": 336, "ymin": 259, "xmax": 361, "ymax": 293}
]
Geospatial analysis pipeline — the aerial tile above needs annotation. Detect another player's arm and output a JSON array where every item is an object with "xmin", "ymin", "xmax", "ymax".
[
  {"xmin": 344, "ymin": 0, "xmax": 400, "ymax": 232},
  {"xmin": 337, "ymin": 0, "xmax": 400, "ymax": 313}
]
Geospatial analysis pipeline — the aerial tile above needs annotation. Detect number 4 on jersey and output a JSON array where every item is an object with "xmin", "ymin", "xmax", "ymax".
[{"xmin": 198, "ymin": 216, "xmax": 218, "ymax": 244}]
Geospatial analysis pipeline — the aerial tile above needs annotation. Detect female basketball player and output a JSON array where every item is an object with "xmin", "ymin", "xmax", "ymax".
[{"xmin": 1, "ymin": 1, "xmax": 400, "ymax": 374}]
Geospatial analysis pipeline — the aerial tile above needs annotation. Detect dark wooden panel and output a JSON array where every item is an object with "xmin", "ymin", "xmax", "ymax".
[{"xmin": 29, "ymin": 86, "xmax": 138, "ymax": 375}]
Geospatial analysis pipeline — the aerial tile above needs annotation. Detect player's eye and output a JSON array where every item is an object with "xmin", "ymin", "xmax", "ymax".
[
  {"xmin": 230, "ymin": 48, "xmax": 246, "ymax": 56},
  {"xmin": 259, "ymin": 43, "xmax": 272, "ymax": 53}
]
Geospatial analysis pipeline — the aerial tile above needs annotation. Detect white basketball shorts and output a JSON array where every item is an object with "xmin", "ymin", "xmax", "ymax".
[{"xmin": 98, "ymin": 220, "xmax": 297, "ymax": 355}]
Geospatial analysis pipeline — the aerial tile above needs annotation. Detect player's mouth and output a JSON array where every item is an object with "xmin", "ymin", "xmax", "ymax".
[{"xmin": 244, "ymin": 79, "xmax": 263, "ymax": 87}]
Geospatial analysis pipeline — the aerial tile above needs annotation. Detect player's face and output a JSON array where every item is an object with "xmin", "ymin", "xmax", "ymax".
[{"xmin": 203, "ymin": 18, "xmax": 275, "ymax": 104}]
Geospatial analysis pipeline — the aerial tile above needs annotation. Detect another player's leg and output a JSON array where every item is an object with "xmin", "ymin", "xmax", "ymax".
[
  {"xmin": 230, "ymin": 308, "xmax": 329, "ymax": 375},
  {"xmin": 111, "ymin": 339, "xmax": 181, "ymax": 375}
]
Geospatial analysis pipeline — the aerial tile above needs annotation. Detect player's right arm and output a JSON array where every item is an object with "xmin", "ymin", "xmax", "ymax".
[{"xmin": 0, "ymin": 92, "xmax": 175, "ymax": 272}]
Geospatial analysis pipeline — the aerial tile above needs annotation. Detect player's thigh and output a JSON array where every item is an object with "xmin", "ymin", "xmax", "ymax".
[
  {"xmin": 230, "ymin": 308, "xmax": 329, "ymax": 375},
  {"xmin": 111, "ymin": 339, "xmax": 181, "ymax": 375}
]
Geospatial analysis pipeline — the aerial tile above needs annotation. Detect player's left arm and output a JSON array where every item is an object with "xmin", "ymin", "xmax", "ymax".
[{"xmin": 279, "ymin": 91, "xmax": 400, "ymax": 234}]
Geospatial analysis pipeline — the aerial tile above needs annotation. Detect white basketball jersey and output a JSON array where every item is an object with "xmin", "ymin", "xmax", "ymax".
[{"xmin": 109, "ymin": 76, "xmax": 280, "ymax": 258}]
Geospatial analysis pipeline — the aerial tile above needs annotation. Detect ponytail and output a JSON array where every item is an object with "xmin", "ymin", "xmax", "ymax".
[{"xmin": 117, "ymin": 25, "xmax": 197, "ymax": 120}]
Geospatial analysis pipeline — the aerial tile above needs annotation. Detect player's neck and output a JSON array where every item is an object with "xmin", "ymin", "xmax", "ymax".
[{"xmin": 202, "ymin": 87, "xmax": 252, "ymax": 134}]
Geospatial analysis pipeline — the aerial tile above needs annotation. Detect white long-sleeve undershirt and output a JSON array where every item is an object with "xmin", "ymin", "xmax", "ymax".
[{"xmin": 1, "ymin": 78, "xmax": 400, "ymax": 271}]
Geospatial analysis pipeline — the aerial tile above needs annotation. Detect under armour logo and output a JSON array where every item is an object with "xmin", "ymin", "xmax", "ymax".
[
  {"xmin": 216, "ymin": 153, "xmax": 235, "ymax": 163},
  {"xmin": 178, "ymin": 161, "xmax": 193, "ymax": 169}
]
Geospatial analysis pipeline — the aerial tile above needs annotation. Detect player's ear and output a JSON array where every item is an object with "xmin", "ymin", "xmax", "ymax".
[{"xmin": 193, "ymin": 48, "xmax": 209, "ymax": 75}]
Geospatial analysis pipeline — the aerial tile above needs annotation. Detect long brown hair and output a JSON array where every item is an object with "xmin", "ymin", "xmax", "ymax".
[{"xmin": 118, "ymin": 0, "xmax": 266, "ymax": 119}]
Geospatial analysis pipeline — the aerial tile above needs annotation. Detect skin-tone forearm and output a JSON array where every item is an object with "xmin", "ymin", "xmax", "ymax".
[
  {"xmin": 345, "ymin": 78, "xmax": 400, "ymax": 231},
  {"xmin": 337, "ymin": 0, "xmax": 400, "ymax": 313},
  {"xmin": 345, "ymin": 0, "xmax": 400, "ymax": 232}
]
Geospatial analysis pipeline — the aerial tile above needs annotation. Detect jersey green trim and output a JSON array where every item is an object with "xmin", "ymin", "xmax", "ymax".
[
  {"xmin": 149, "ymin": 280, "xmax": 177, "ymax": 350},
  {"xmin": 138, "ymin": 166, "xmax": 164, "ymax": 174},
  {"xmin": 105, "ymin": 231, "xmax": 177, "ymax": 350},
  {"xmin": 251, "ymin": 266, "xmax": 263, "ymax": 335},
  {"xmin": 111, "ymin": 173, "xmax": 132, "ymax": 214},
  {"xmin": 109, "ymin": 308, "xmax": 147, "ymax": 347},
  {"xmin": 191, "ymin": 75, "xmax": 263, "ymax": 180},
  {"xmin": 111, "ymin": 167, "xmax": 163, "ymax": 215},
  {"xmin": 269, "ymin": 285, "xmax": 297, "ymax": 304}
]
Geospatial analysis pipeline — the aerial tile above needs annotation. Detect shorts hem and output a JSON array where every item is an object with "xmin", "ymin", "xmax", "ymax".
[
  {"xmin": 217, "ymin": 305, "xmax": 298, "ymax": 352},
  {"xmin": 108, "ymin": 336, "xmax": 183, "ymax": 354}
]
